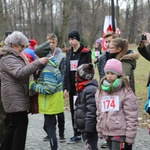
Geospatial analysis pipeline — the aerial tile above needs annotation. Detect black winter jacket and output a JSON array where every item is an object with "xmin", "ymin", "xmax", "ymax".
[
  {"xmin": 64, "ymin": 45, "xmax": 91, "ymax": 92},
  {"xmin": 138, "ymin": 45, "xmax": 150, "ymax": 86},
  {"xmin": 74, "ymin": 79, "xmax": 98, "ymax": 133}
]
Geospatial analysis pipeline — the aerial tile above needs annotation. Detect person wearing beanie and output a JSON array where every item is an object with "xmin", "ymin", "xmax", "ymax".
[
  {"xmin": 104, "ymin": 58, "xmax": 122, "ymax": 76},
  {"xmin": 0, "ymin": 31, "xmax": 48, "ymax": 150},
  {"xmin": 98, "ymin": 36, "xmax": 139, "ymax": 94},
  {"xmin": 74, "ymin": 63, "xmax": 98, "ymax": 149},
  {"xmin": 23, "ymin": 38, "xmax": 38, "ymax": 63},
  {"xmin": 95, "ymin": 58, "xmax": 138, "ymax": 150},
  {"xmin": 34, "ymin": 42, "xmax": 51, "ymax": 58},
  {"xmin": 92, "ymin": 37, "xmax": 102, "ymax": 67},
  {"xmin": 30, "ymin": 44, "xmax": 64, "ymax": 150},
  {"xmin": 28, "ymin": 39, "xmax": 37, "ymax": 50},
  {"xmin": 39, "ymin": 33, "xmax": 66, "ymax": 143},
  {"xmin": 97, "ymin": 34, "xmax": 139, "ymax": 149},
  {"xmin": 68, "ymin": 30, "xmax": 80, "ymax": 41},
  {"xmin": 64, "ymin": 30, "xmax": 92, "ymax": 144}
]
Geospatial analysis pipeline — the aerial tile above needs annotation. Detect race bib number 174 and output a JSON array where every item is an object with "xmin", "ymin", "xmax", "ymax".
[{"xmin": 101, "ymin": 96, "xmax": 119, "ymax": 112}]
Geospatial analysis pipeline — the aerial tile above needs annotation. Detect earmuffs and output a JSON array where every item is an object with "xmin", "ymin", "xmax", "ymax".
[{"xmin": 101, "ymin": 78, "xmax": 119, "ymax": 91}]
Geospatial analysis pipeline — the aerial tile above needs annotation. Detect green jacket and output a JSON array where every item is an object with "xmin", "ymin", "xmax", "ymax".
[
  {"xmin": 120, "ymin": 51, "xmax": 140, "ymax": 93},
  {"xmin": 30, "ymin": 57, "xmax": 64, "ymax": 115}
]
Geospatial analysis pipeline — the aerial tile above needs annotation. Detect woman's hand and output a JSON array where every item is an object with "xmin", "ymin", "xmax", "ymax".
[{"xmin": 38, "ymin": 57, "xmax": 49, "ymax": 64}]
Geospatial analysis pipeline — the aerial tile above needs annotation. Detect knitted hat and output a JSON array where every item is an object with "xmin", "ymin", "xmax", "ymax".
[
  {"xmin": 77, "ymin": 63, "xmax": 94, "ymax": 81},
  {"xmin": 29, "ymin": 39, "xmax": 37, "ymax": 47},
  {"xmin": 34, "ymin": 42, "xmax": 51, "ymax": 58},
  {"xmin": 68, "ymin": 30, "xmax": 80, "ymax": 41},
  {"xmin": 104, "ymin": 59, "xmax": 122, "ymax": 76},
  {"xmin": 96, "ymin": 38, "xmax": 102, "ymax": 45}
]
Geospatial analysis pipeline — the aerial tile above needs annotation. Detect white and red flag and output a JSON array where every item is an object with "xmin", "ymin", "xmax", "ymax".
[
  {"xmin": 102, "ymin": 16, "xmax": 121, "ymax": 51},
  {"xmin": 102, "ymin": 16, "xmax": 113, "ymax": 51}
]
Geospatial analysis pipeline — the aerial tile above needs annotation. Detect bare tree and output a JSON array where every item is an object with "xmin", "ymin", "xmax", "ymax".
[
  {"xmin": 146, "ymin": 0, "xmax": 150, "ymax": 32},
  {"xmin": 128, "ymin": 0, "xmax": 138, "ymax": 43},
  {"xmin": 58, "ymin": 0, "xmax": 76, "ymax": 48}
]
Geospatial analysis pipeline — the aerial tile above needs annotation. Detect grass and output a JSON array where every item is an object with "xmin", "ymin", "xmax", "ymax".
[{"xmin": 129, "ymin": 45, "xmax": 150, "ymax": 120}]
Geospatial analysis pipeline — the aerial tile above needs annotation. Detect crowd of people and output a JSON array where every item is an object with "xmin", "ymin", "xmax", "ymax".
[{"xmin": 0, "ymin": 30, "xmax": 149, "ymax": 150}]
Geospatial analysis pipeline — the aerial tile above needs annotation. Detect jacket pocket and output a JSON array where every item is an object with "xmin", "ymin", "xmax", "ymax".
[
  {"xmin": 107, "ymin": 112, "xmax": 126, "ymax": 130},
  {"xmin": 74, "ymin": 105, "xmax": 85, "ymax": 129}
]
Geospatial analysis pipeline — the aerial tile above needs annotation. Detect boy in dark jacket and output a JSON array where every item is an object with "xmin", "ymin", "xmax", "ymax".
[
  {"xmin": 74, "ymin": 63, "xmax": 98, "ymax": 150},
  {"xmin": 63, "ymin": 30, "xmax": 92, "ymax": 143}
]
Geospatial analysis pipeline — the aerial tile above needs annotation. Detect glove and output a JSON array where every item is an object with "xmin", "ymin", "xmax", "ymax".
[{"xmin": 29, "ymin": 80, "xmax": 36, "ymax": 90}]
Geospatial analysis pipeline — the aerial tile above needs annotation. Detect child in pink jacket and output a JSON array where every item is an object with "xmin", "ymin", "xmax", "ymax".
[{"xmin": 95, "ymin": 59, "xmax": 138, "ymax": 150}]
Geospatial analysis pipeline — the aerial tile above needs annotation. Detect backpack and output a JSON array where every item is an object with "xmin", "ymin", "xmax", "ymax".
[{"xmin": 144, "ymin": 84, "xmax": 150, "ymax": 114}]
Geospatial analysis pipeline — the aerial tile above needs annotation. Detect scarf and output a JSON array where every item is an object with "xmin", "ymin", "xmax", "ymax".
[
  {"xmin": 20, "ymin": 52, "xmax": 30, "ymax": 65},
  {"xmin": 75, "ymin": 80, "xmax": 90, "ymax": 91},
  {"xmin": 101, "ymin": 78, "xmax": 122, "ymax": 92},
  {"xmin": 106, "ymin": 51, "xmax": 119, "ymax": 61}
]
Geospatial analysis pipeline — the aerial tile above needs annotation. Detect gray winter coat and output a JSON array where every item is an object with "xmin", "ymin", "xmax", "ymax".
[{"xmin": 0, "ymin": 46, "xmax": 42, "ymax": 113}]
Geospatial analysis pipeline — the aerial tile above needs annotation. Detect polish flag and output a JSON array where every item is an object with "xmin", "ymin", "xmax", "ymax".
[
  {"xmin": 116, "ymin": 27, "xmax": 121, "ymax": 35},
  {"xmin": 102, "ymin": 15, "xmax": 113, "ymax": 51}
]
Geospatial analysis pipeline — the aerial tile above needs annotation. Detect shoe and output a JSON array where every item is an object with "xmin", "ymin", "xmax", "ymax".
[
  {"xmin": 59, "ymin": 136, "xmax": 66, "ymax": 143},
  {"xmin": 101, "ymin": 142, "xmax": 108, "ymax": 148},
  {"xmin": 43, "ymin": 135, "xmax": 49, "ymax": 141},
  {"xmin": 67, "ymin": 136, "xmax": 81, "ymax": 144}
]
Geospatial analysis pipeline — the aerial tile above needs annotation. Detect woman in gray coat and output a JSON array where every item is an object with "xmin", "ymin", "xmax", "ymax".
[{"xmin": 0, "ymin": 31, "xmax": 48, "ymax": 150}]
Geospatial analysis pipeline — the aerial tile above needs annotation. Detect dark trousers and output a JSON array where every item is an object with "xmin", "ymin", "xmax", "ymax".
[
  {"xmin": 57, "ymin": 112, "xmax": 65, "ymax": 137},
  {"xmin": 0, "ymin": 102, "xmax": 8, "ymax": 143},
  {"xmin": 107, "ymin": 139, "xmax": 132, "ymax": 150},
  {"xmin": 0, "ymin": 111, "xmax": 28, "ymax": 150},
  {"xmin": 69, "ymin": 93, "xmax": 81, "ymax": 137},
  {"xmin": 44, "ymin": 114, "xmax": 57, "ymax": 150},
  {"xmin": 83, "ymin": 132, "xmax": 98, "ymax": 150},
  {"xmin": 43, "ymin": 112, "xmax": 65, "ymax": 137}
]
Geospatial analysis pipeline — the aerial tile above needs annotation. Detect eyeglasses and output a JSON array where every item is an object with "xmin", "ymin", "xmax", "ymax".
[{"xmin": 20, "ymin": 45, "xmax": 25, "ymax": 49}]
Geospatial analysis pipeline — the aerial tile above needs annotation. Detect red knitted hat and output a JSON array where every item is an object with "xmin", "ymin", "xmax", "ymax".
[{"xmin": 29, "ymin": 39, "xmax": 37, "ymax": 47}]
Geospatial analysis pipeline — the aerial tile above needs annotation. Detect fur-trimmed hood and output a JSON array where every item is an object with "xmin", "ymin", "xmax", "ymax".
[
  {"xmin": 120, "ymin": 50, "xmax": 140, "ymax": 61},
  {"xmin": 0, "ymin": 46, "xmax": 20, "ymax": 58},
  {"xmin": 120, "ymin": 50, "xmax": 140, "ymax": 70}
]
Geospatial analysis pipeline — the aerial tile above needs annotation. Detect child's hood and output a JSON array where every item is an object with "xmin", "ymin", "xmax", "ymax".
[{"xmin": 47, "ymin": 56, "xmax": 58, "ymax": 68}]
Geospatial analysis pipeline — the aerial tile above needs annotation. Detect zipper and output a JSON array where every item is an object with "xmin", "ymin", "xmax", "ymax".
[{"xmin": 44, "ymin": 95, "xmax": 46, "ymax": 109}]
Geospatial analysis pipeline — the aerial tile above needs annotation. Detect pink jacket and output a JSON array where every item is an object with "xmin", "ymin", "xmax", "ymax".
[{"xmin": 95, "ymin": 87, "xmax": 138, "ymax": 144}]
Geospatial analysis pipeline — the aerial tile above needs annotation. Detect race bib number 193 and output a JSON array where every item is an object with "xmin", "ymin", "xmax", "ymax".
[{"xmin": 101, "ymin": 96, "xmax": 119, "ymax": 112}]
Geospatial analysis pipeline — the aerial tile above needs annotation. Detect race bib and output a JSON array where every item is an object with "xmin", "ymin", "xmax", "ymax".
[
  {"xmin": 101, "ymin": 96, "xmax": 119, "ymax": 112},
  {"xmin": 73, "ymin": 95, "xmax": 78, "ymax": 110},
  {"xmin": 95, "ymin": 51, "xmax": 100, "ymax": 57},
  {"xmin": 70, "ymin": 60, "xmax": 78, "ymax": 71}
]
